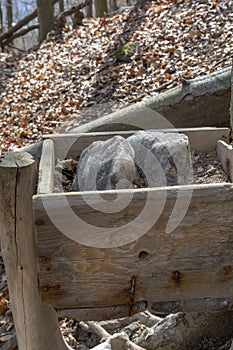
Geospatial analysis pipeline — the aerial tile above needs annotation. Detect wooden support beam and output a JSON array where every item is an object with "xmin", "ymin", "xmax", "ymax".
[
  {"xmin": 45, "ymin": 127, "xmax": 229, "ymax": 159},
  {"xmin": 217, "ymin": 140, "xmax": 233, "ymax": 182},
  {"xmin": 38, "ymin": 139, "xmax": 55, "ymax": 194},
  {"xmin": 34, "ymin": 183, "xmax": 233, "ymax": 314},
  {"xmin": 0, "ymin": 152, "xmax": 70, "ymax": 350}
]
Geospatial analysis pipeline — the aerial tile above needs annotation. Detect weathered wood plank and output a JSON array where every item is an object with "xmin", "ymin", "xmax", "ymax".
[
  {"xmin": 67, "ymin": 67, "xmax": 231, "ymax": 134},
  {"xmin": 18, "ymin": 140, "xmax": 43, "ymax": 164},
  {"xmin": 56, "ymin": 296, "xmax": 233, "ymax": 320},
  {"xmin": 149, "ymin": 296, "xmax": 233, "ymax": 314},
  {"xmin": 33, "ymin": 183, "xmax": 233, "ymax": 313},
  {"xmin": 45, "ymin": 127, "xmax": 229, "ymax": 159},
  {"xmin": 37, "ymin": 139, "xmax": 55, "ymax": 194},
  {"xmin": 57, "ymin": 301, "xmax": 147, "ymax": 320},
  {"xmin": 217, "ymin": 140, "xmax": 233, "ymax": 182},
  {"xmin": 0, "ymin": 152, "xmax": 70, "ymax": 350}
]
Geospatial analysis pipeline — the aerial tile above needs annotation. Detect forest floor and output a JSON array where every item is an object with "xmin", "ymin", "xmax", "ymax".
[
  {"xmin": 0, "ymin": 0, "xmax": 233, "ymax": 152},
  {"xmin": 0, "ymin": 0, "xmax": 233, "ymax": 349}
]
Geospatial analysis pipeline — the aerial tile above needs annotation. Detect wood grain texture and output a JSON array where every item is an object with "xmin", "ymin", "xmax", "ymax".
[
  {"xmin": 57, "ymin": 301, "xmax": 147, "ymax": 320},
  {"xmin": 45, "ymin": 127, "xmax": 229, "ymax": 160},
  {"xmin": 37, "ymin": 139, "xmax": 55, "ymax": 194},
  {"xmin": 0, "ymin": 152, "xmax": 70, "ymax": 350},
  {"xmin": 66, "ymin": 67, "xmax": 231, "ymax": 135},
  {"xmin": 217, "ymin": 140, "xmax": 233, "ymax": 182},
  {"xmin": 33, "ymin": 183, "xmax": 233, "ymax": 315}
]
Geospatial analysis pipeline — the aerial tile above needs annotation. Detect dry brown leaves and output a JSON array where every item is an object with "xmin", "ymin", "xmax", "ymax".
[{"xmin": 0, "ymin": 0, "xmax": 233, "ymax": 152}]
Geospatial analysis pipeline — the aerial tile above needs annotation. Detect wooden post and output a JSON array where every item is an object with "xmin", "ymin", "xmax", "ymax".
[
  {"xmin": 0, "ymin": 152, "xmax": 71, "ymax": 350},
  {"xmin": 230, "ymin": 61, "xmax": 233, "ymax": 130}
]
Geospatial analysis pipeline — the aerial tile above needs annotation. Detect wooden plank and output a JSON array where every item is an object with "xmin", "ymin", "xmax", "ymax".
[
  {"xmin": 149, "ymin": 296, "xmax": 233, "ymax": 314},
  {"xmin": 217, "ymin": 140, "xmax": 233, "ymax": 182},
  {"xmin": 37, "ymin": 139, "xmax": 54, "ymax": 194},
  {"xmin": 33, "ymin": 183, "xmax": 233, "ymax": 313},
  {"xmin": 44, "ymin": 127, "xmax": 229, "ymax": 159},
  {"xmin": 57, "ymin": 296, "xmax": 233, "ymax": 320},
  {"xmin": 0, "ymin": 152, "xmax": 69, "ymax": 350},
  {"xmin": 57, "ymin": 301, "xmax": 147, "ymax": 320}
]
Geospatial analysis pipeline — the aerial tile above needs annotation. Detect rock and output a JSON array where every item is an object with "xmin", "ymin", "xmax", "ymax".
[
  {"xmin": 128, "ymin": 131, "xmax": 192, "ymax": 187},
  {"xmin": 73, "ymin": 136, "xmax": 137, "ymax": 191},
  {"xmin": 73, "ymin": 131, "xmax": 192, "ymax": 191}
]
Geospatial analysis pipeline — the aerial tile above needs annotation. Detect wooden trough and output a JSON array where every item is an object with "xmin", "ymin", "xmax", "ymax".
[{"xmin": 32, "ymin": 127, "xmax": 233, "ymax": 320}]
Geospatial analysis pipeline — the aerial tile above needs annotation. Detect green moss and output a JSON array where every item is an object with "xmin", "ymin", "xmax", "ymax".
[{"xmin": 115, "ymin": 42, "xmax": 137, "ymax": 60}]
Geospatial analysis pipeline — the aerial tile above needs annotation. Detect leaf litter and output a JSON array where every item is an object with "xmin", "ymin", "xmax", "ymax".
[
  {"xmin": 0, "ymin": 1, "xmax": 233, "ymax": 348},
  {"xmin": 0, "ymin": 0, "xmax": 233, "ymax": 152}
]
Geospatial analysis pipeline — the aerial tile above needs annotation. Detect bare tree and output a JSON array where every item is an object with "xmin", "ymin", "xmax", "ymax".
[
  {"xmin": 59, "ymin": 0, "xmax": 64, "ymax": 12},
  {"xmin": 72, "ymin": 9, "xmax": 84, "ymax": 28},
  {"xmin": 94, "ymin": 0, "xmax": 108, "ymax": 17},
  {"xmin": 109, "ymin": 0, "xmax": 117, "ymax": 15},
  {"xmin": 6, "ymin": 0, "xmax": 13, "ymax": 29},
  {"xmin": 36, "ymin": 0, "xmax": 54, "ymax": 42},
  {"xmin": 0, "ymin": 1, "xmax": 3, "ymax": 34},
  {"xmin": 230, "ymin": 61, "xmax": 233, "ymax": 130},
  {"xmin": 85, "ymin": 0, "xmax": 92, "ymax": 18},
  {"xmin": 136, "ymin": 0, "xmax": 147, "ymax": 4}
]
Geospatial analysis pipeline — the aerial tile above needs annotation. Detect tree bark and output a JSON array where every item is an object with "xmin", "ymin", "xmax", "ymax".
[
  {"xmin": 230, "ymin": 61, "xmax": 233, "ymax": 130},
  {"xmin": 6, "ymin": 0, "xmax": 13, "ymax": 29},
  {"xmin": 63, "ymin": 1, "xmax": 90, "ymax": 17},
  {"xmin": 0, "ymin": 0, "xmax": 59, "ymax": 44},
  {"xmin": 0, "ymin": 0, "xmax": 89, "ymax": 49},
  {"xmin": 36, "ymin": 0, "xmax": 54, "ymax": 42},
  {"xmin": 94, "ymin": 0, "xmax": 108, "ymax": 17},
  {"xmin": 0, "ymin": 1, "xmax": 3, "ymax": 34},
  {"xmin": 68, "ymin": 66, "xmax": 231, "ymax": 134},
  {"xmin": 59, "ymin": 0, "xmax": 64, "ymax": 12},
  {"xmin": 136, "ymin": 0, "xmax": 147, "ymax": 4},
  {"xmin": 4, "ymin": 24, "xmax": 39, "ymax": 46},
  {"xmin": 0, "ymin": 151, "xmax": 71, "ymax": 350},
  {"xmin": 109, "ymin": 0, "xmax": 117, "ymax": 15},
  {"xmin": 86, "ymin": 0, "xmax": 92, "ymax": 18}
]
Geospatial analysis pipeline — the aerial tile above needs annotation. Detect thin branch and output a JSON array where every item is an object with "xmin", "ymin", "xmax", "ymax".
[
  {"xmin": 0, "ymin": 0, "xmax": 89, "ymax": 48},
  {"xmin": 4, "ymin": 24, "xmax": 39, "ymax": 45},
  {"xmin": 62, "ymin": 0, "xmax": 90, "ymax": 17},
  {"xmin": 6, "ymin": 43, "xmax": 26, "ymax": 52},
  {"xmin": 0, "ymin": 0, "xmax": 90, "ymax": 50},
  {"xmin": 0, "ymin": 0, "xmax": 59, "ymax": 42}
]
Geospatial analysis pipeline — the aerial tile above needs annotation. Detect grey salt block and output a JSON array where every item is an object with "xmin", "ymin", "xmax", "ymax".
[
  {"xmin": 73, "ymin": 135, "xmax": 136, "ymax": 191},
  {"xmin": 128, "ymin": 131, "xmax": 192, "ymax": 187}
]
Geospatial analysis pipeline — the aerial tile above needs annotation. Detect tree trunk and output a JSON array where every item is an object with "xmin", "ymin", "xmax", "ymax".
[
  {"xmin": 0, "ymin": 0, "xmax": 89, "ymax": 49},
  {"xmin": 0, "ymin": 151, "xmax": 71, "ymax": 350},
  {"xmin": 6, "ymin": 0, "xmax": 13, "ymax": 29},
  {"xmin": 109, "ymin": 0, "xmax": 117, "ymax": 15},
  {"xmin": 230, "ymin": 61, "xmax": 233, "ymax": 129},
  {"xmin": 137, "ymin": 0, "xmax": 147, "ymax": 4},
  {"xmin": 86, "ymin": 0, "xmax": 92, "ymax": 18},
  {"xmin": 36, "ymin": 0, "xmax": 54, "ymax": 42},
  {"xmin": 68, "ymin": 66, "xmax": 231, "ymax": 134},
  {"xmin": 94, "ymin": 0, "xmax": 108, "ymax": 17},
  {"xmin": 0, "ymin": 1, "xmax": 3, "ymax": 34},
  {"xmin": 59, "ymin": 0, "xmax": 64, "ymax": 12}
]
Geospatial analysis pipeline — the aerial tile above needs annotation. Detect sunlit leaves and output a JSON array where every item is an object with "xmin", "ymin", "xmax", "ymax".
[{"xmin": 0, "ymin": 0, "xmax": 232, "ymax": 152}]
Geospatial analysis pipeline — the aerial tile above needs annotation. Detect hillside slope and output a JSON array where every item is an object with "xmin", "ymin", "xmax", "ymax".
[{"xmin": 0, "ymin": 0, "xmax": 232, "ymax": 151}]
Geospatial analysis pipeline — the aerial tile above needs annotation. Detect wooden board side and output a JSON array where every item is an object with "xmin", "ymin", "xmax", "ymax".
[
  {"xmin": 33, "ymin": 184, "xmax": 233, "ymax": 314},
  {"xmin": 217, "ymin": 140, "xmax": 233, "ymax": 182},
  {"xmin": 45, "ymin": 128, "xmax": 229, "ymax": 159},
  {"xmin": 37, "ymin": 139, "xmax": 55, "ymax": 194}
]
